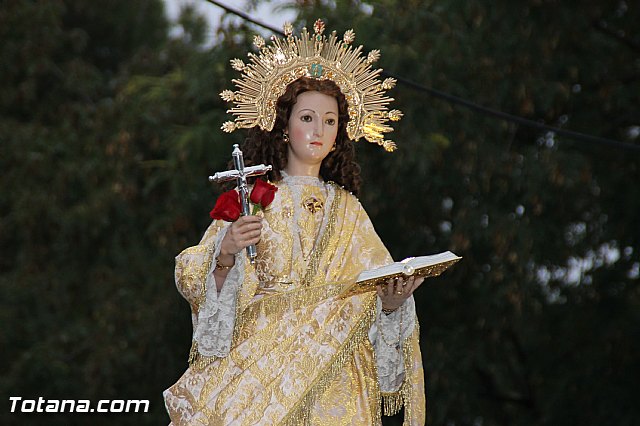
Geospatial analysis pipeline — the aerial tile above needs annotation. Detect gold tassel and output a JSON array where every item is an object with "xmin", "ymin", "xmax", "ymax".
[
  {"xmin": 381, "ymin": 391, "xmax": 404, "ymax": 416},
  {"xmin": 375, "ymin": 320, "xmax": 423, "ymax": 424}
]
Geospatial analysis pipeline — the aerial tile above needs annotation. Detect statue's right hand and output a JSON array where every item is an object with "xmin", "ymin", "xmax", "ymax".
[{"xmin": 220, "ymin": 215, "xmax": 263, "ymax": 256}]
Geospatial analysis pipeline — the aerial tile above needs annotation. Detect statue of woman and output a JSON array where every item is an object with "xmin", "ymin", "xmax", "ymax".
[{"xmin": 165, "ymin": 20, "xmax": 426, "ymax": 425}]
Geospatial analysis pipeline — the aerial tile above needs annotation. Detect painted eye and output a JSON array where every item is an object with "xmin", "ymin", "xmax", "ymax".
[
  {"xmin": 301, "ymin": 115, "xmax": 312, "ymax": 122},
  {"xmin": 326, "ymin": 118, "xmax": 336, "ymax": 125}
]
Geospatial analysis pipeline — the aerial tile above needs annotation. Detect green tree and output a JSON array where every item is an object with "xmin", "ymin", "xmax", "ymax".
[
  {"xmin": 287, "ymin": 1, "xmax": 640, "ymax": 425},
  {"xmin": 0, "ymin": 1, "xmax": 224, "ymax": 424},
  {"xmin": 2, "ymin": 0, "xmax": 638, "ymax": 425}
]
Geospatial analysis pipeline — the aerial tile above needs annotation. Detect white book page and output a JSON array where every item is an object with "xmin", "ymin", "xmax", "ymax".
[{"xmin": 357, "ymin": 251, "xmax": 461, "ymax": 283}]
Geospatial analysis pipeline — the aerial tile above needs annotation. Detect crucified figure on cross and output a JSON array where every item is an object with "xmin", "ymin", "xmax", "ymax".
[{"xmin": 209, "ymin": 144, "xmax": 272, "ymax": 263}]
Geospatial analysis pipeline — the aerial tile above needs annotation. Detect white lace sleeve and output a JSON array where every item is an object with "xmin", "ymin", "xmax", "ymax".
[
  {"xmin": 368, "ymin": 295, "xmax": 417, "ymax": 392},
  {"xmin": 192, "ymin": 225, "xmax": 246, "ymax": 358}
]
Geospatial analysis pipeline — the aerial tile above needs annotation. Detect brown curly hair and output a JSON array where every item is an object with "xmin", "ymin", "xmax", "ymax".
[{"xmin": 235, "ymin": 77, "xmax": 362, "ymax": 194}]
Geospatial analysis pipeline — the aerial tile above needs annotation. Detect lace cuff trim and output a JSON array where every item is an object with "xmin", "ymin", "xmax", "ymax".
[
  {"xmin": 193, "ymin": 224, "xmax": 244, "ymax": 358},
  {"xmin": 369, "ymin": 296, "xmax": 417, "ymax": 393}
]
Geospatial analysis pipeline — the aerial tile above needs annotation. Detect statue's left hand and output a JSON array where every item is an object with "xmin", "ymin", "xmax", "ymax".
[{"xmin": 376, "ymin": 276, "xmax": 424, "ymax": 312}]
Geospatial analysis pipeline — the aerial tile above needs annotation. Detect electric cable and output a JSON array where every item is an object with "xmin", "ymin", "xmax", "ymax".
[{"xmin": 203, "ymin": 0, "xmax": 640, "ymax": 153}]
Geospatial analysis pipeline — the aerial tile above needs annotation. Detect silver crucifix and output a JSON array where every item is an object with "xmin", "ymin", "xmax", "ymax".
[{"xmin": 209, "ymin": 144, "xmax": 272, "ymax": 264}]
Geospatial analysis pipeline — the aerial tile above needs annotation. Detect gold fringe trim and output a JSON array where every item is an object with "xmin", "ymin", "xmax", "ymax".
[
  {"xmin": 400, "ymin": 321, "xmax": 421, "ymax": 425},
  {"xmin": 381, "ymin": 391, "xmax": 404, "ymax": 416},
  {"xmin": 301, "ymin": 185, "xmax": 342, "ymax": 287},
  {"xmin": 187, "ymin": 339, "xmax": 198, "ymax": 365},
  {"xmin": 369, "ymin": 340, "xmax": 383, "ymax": 426},
  {"xmin": 187, "ymin": 340, "xmax": 217, "ymax": 371},
  {"xmin": 377, "ymin": 320, "xmax": 422, "ymax": 423},
  {"xmin": 279, "ymin": 294, "xmax": 377, "ymax": 426}
]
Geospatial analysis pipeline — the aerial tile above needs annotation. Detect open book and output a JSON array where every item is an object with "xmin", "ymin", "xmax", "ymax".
[{"xmin": 356, "ymin": 251, "xmax": 461, "ymax": 290}]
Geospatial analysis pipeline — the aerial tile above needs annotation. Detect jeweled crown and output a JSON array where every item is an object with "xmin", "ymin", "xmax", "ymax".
[{"xmin": 220, "ymin": 19, "xmax": 402, "ymax": 152}]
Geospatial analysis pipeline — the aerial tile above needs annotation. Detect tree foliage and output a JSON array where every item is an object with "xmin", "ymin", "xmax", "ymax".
[
  {"xmin": 1, "ymin": 1, "xmax": 638, "ymax": 425},
  {"xmin": 289, "ymin": 2, "xmax": 640, "ymax": 425}
]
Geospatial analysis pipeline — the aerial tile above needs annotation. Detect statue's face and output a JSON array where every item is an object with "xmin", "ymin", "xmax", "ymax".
[{"xmin": 285, "ymin": 90, "xmax": 338, "ymax": 169}]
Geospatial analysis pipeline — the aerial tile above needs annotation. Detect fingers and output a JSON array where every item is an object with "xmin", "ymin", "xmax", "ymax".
[
  {"xmin": 414, "ymin": 276, "xmax": 425, "ymax": 287},
  {"xmin": 236, "ymin": 215, "xmax": 262, "ymax": 224},
  {"xmin": 230, "ymin": 216, "xmax": 262, "ymax": 235},
  {"xmin": 243, "ymin": 232, "xmax": 262, "ymax": 246},
  {"xmin": 392, "ymin": 276, "xmax": 424, "ymax": 296},
  {"xmin": 377, "ymin": 275, "xmax": 424, "ymax": 312},
  {"xmin": 405, "ymin": 277, "xmax": 424, "ymax": 296},
  {"xmin": 407, "ymin": 276, "xmax": 424, "ymax": 295},
  {"xmin": 238, "ymin": 228, "xmax": 262, "ymax": 240},
  {"xmin": 232, "ymin": 215, "xmax": 262, "ymax": 232},
  {"xmin": 394, "ymin": 277, "xmax": 404, "ymax": 295},
  {"xmin": 380, "ymin": 277, "xmax": 407, "ymax": 297},
  {"xmin": 222, "ymin": 216, "xmax": 263, "ymax": 254},
  {"xmin": 378, "ymin": 277, "xmax": 405, "ymax": 312},
  {"xmin": 386, "ymin": 278, "xmax": 396, "ymax": 296},
  {"xmin": 233, "ymin": 232, "xmax": 261, "ymax": 249}
]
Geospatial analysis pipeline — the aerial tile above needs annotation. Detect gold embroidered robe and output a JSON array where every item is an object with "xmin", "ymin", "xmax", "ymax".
[{"xmin": 164, "ymin": 175, "xmax": 425, "ymax": 425}]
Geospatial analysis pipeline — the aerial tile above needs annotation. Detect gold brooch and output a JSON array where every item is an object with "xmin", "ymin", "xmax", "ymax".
[{"xmin": 302, "ymin": 196, "xmax": 324, "ymax": 214}]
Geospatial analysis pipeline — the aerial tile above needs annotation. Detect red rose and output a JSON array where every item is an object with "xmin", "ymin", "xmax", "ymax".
[
  {"xmin": 209, "ymin": 190, "xmax": 241, "ymax": 222},
  {"xmin": 250, "ymin": 179, "xmax": 278, "ymax": 209}
]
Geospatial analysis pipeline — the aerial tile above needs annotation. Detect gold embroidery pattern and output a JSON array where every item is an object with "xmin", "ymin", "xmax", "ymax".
[
  {"xmin": 165, "ymin": 182, "xmax": 425, "ymax": 425},
  {"xmin": 175, "ymin": 245, "xmax": 213, "ymax": 314},
  {"xmin": 280, "ymin": 294, "xmax": 377, "ymax": 426}
]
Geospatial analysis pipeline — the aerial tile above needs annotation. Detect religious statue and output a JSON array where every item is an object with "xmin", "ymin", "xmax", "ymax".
[{"xmin": 164, "ymin": 19, "xmax": 426, "ymax": 425}]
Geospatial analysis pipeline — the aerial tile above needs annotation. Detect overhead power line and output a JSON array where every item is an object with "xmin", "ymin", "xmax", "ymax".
[
  {"xmin": 388, "ymin": 73, "xmax": 640, "ymax": 153},
  {"xmin": 204, "ymin": 0, "xmax": 640, "ymax": 153}
]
